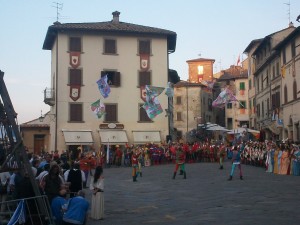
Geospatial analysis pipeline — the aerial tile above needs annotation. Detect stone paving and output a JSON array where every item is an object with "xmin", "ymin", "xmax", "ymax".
[{"xmin": 85, "ymin": 161, "xmax": 300, "ymax": 225}]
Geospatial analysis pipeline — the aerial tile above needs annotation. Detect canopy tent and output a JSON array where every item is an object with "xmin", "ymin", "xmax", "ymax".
[
  {"xmin": 227, "ymin": 127, "xmax": 259, "ymax": 134},
  {"xmin": 206, "ymin": 125, "xmax": 229, "ymax": 132}
]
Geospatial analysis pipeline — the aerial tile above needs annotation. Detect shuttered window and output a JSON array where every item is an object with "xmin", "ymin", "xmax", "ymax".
[
  {"xmin": 69, "ymin": 37, "xmax": 81, "ymax": 52},
  {"xmin": 139, "ymin": 40, "xmax": 150, "ymax": 54},
  {"xmin": 139, "ymin": 104, "xmax": 152, "ymax": 122},
  {"xmin": 176, "ymin": 96, "xmax": 182, "ymax": 105},
  {"xmin": 104, "ymin": 104, "xmax": 117, "ymax": 122},
  {"xmin": 104, "ymin": 39, "xmax": 116, "ymax": 54},
  {"xmin": 101, "ymin": 71, "xmax": 120, "ymax": 87},
  {"xmin": 69, "ymin": 69, "xmax": 82, "ymax": 85},
  {"xmin": 138, "ymin": 71, "xmax": 151, "ymax": 86},
  {"xmin": 70, "ymin": 103, "xmax": 83, "ymax": 122}
]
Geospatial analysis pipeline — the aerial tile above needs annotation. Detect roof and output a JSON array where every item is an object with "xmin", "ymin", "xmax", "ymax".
[
  {"xmin": 274, "ymin": 26, "xmax": 300, "ymax": 50},
  {"xmin": 243, "ymin": 38, "xmax": 263, "ymax": 53},
  {"xmin": 174, "ymin": 80, "xmax": 206, "ymax": 88},
  {"xmin": 186, "ymin": 58, "xmax": 215, "ymax": 63},
  {"xmin": 252, "ymin": 26, "xmax": 295, "ymax": 55},
  {"xmin": 43, "ymin": 14, "xmax": 177, "ymax": 52},
  {"xmin": 218, "ymin": 66, "xmax": 248, "ymax": 81}
]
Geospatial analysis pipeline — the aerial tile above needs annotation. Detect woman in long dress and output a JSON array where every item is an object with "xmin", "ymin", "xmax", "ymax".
[{"xmin": 90, "ymin": 166, "xmax": 104, "ymax": 220}]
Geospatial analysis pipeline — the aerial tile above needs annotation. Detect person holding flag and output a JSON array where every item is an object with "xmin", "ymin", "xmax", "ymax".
[
  {"xmin": 172, "ymin": 144, "xmax": 187, "ymax": 179},
  {"xmin": 131, "ymin": 147, "xmax": 141, "ymax": 182}
]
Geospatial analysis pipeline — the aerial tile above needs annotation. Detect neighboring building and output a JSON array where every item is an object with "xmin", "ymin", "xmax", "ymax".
[
  {"xmin": 274, "ymin": 26, "xmax": 300, "ymax": 142},
  {"xmin": 244, "ymin": 39, "xmax": 263, "ymax": 129},
  {"xmin": 252, "ymin": 24, "xmax": 295, "ymax": 140},
  {"xmin": 217, "ymin": 65, "xmax": 249, "ymax": 129},
  {"xmin": 186, "ymin": 58, "xmax": 215, "ymax": 83},
  {"xmin": 20, "ymin": 113, "xmax": 51, "ymax": 155},
  {"xmin": 173, "ymin": 58, "xmax": 215, "ymax": 142},
  {"xmin": 42, "ymin": 11, "xmax": 177, "ymax": 152},
  {"xmin": 173, "ymin": 81, "xmax": 212, "ymax": 142}
]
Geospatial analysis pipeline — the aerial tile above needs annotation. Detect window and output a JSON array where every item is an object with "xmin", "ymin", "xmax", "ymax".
[
  {"xmin": 69, "ymin": 103, "xmax": 83, "ymax": 122},
  {"xmin": 276, "ymin": 62, "xmax": 280, "ymax": 77},
  {"xmin": 262, "ymin": 102, "xmax": 264, "ymax": 117},
  {"xmin": 240, "ymin": 82, "xmax": 245, "ymax": 90},
  {"xmin": 197, "ymin": 65, "xmax": 204, "ymax": 75},
  {"xmin": 257, "ymin": 104, "xmax": 260, "ymax": 117},
  {"xmin": 104, "ymin": 39, "xmax": 116, "ymax": 54},
  {"xmin": 284, "ymin": 85, "xmax": 288, "ymax": 104},
  {"xmin": 227, "ymin": 103, "xmax": 232, "ymax": 109},
  {"xmin": 104, "ymin": 104, "xmax": 117, "ymax": 122},
  {"xmin": 139, "ymin": 40, "xmax": 150, "ymax": 54},
  {"xmin": 69, "ymin": 69, "xmax": 82, "ymax": 85},
  {"xmin": 176, "ymin": 112, "xmax": 182, "ymax": 121},
  {"xmin": 261, "ymin": 75, "xmax": 263, "ymax": 90},
  {"xmin": 138, "ymin": 71, "xmax": 151, "ymax": 86},
  {"xmin": 266, "ymin": 70, "xmax": 269, "ymax": 85},
  {"xmin": 69, "ymin": 37, "xmax": 81, "ymax": 52},
  {"xmin": 227, "ymin": 118, "xmax": 233, "ymax": 130},
  {"xmin": 101, "ymin": 71, "xmax": 120, "ymax": 86},
  {"xmin": 257, "ymin": 78, "xmax": 260, "ymax": 92},
  {"xmin": 272, "ymin": 65, "xmax": 275, "ymax": 79},
  {"xmin": 282, "ymin": 48, "xmax": 286, "ymax": 64},
  {"xmin": 249, "ymin": 79, "xmax": 252, "ymax": 90},
  {"xmin": 291, "ymin": 40, "xmax": 296, "ymax": 58},
  {"xmin": 208, "ymin": 98, "xmax": 212, "ymax": 111},
  {"xmin": 240, "ymin": 101, "xmax": 246, "ymax": 109},
  {"xmin": 176, "ymin": 96, "xmax": 182, "ymax": 105},
  {"xmin": 249, "ymin": 100, "xmax": 252, "ymax": 110},
  {"xmin": 272, "ymin": 92, "xmax": 281, "ymax": 109},
  {"xmin": 293, "ymin": 81, "xmax": 297, "ymax": 100},
  {"xmin": 267, "ymin": 98, "xmax": 270, "ymax": 117},
  {"xmin": 139, "ymin": 103, "xmax": 152, "ymax": 122}
]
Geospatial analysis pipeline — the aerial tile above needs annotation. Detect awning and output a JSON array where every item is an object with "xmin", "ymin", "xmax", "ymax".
[
  {"xmin": 62, "ymin": 130, "xmax": 93, "ymax": 145},
  {"xmin": 132, "ymin": 131, "xmax": 161, "ymax": 144},
  {"xmin": 99, "ymin": 130, "xmax": 128, "ymax": 144}
]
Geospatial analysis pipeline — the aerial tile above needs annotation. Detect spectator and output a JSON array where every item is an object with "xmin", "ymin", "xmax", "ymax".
[
  {"xmin": 64, "ymin": 162, "xmax": 85, "ymax": 197},
  {"xmin": 51, "ymin": 187, "xmax": 68, "ymax": 225},
  {"xmin": 62, "ymin": 190, "xmax": 89, "ymax": 225},
  {"xmin": 89, "ymin": 166, "xmax": 104, "ymax": 220}
]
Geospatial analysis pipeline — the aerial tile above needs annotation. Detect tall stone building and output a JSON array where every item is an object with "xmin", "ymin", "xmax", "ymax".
[{"xmin": 42, "ymin": 11, "xmax": 177, "ymax": 152}]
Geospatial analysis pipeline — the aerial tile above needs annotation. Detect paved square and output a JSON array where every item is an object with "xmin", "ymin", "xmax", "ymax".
[{"xmin": 86, "ymin": 161, "xmax": 300, "ymax": 225}]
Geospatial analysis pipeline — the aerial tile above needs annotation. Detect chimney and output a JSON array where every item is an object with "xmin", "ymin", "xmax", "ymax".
[
  {"xmin": 112, "ymin": 11, "xmax": 120, "ymax": 23},
  {"xmin": 289, "ymin": 21, "xmax": 294, "ymax": 27}
]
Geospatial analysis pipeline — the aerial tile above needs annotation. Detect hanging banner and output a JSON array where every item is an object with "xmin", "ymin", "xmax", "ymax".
[
  {"xmin": 69, "ymin": 52, "xmax": 81, "ymax": 69},
  {"xmin": 70, "ymin": 85, "xmax": 81, "ymax": 101},
  {"xmin": 140, "ymin": 54, "xmax": 150, "ymax": 71}
]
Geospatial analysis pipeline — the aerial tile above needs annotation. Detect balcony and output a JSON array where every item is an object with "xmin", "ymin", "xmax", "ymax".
[{"xmin": 43, "ymin": 88, "xmax": 55, "ymax": 106}]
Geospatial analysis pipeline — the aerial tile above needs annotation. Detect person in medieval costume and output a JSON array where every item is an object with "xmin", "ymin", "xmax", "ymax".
[
  {"xmin": 131, "ymin": 148, "xmax": 141, "ymax": 182},
  {"xmin": 228, "ymin": 145, "xmax": 243, "ymax": 181},
  {"xmin": 172, "ymin": 144, "xmax": 186, "ymax": 179}
]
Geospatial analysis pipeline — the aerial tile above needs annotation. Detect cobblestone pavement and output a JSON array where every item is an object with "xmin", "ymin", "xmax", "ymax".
[{"xmin": 85, "ymin": 161, "xmax": 300, "ymax": 225}]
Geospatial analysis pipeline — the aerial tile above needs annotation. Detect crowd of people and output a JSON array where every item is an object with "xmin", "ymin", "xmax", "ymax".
[{"xmin": 0, "ymin": 138, "xmax": 300, "ymax": 224}]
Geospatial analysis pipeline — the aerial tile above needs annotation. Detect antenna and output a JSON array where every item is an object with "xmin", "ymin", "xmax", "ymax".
[
  {"xmin": 52, "ymin": 2, "xmax": 63, "ymax": 22},
  {"xmin": 284, "ymin": 0, "xmax": 291, "ymax": 23}
]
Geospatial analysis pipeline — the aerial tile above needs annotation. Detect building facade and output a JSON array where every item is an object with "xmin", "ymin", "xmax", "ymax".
[
  {"xmin": 217, "ymin": 65, "xmax": 249, "ymax": 130},
  {"xmin": 275, "ymin": 26, "xmax": 300, "ymax": 142},
  {"xmin": 42, "ymin": 11, "xmax": 176, "ymax": 152},
  {"xmin": 251, "ymin": 24, "xmax": 295, "ymax": 140}
]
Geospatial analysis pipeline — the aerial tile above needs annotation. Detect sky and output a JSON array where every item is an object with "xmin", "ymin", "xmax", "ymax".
[{"xmin": 0, "ymin": 0, "xmax": 300, "ymax": 124}]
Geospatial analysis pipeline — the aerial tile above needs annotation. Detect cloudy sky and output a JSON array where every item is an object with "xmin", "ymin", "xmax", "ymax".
[{"xmin": 0, "ymin": 0, "xmax": 299, "ymax": 123}]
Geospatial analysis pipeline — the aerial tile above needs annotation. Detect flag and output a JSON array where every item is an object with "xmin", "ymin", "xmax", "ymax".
[
  {"xmin": 8, "ymin": 200, "xmax": 26, "ymax": 225},
  {"xmin": 142, "ymin": 98, "xmax": 163, "ymax": 119},
  {"xmin": 165, "ymin": 82, "xmax": 174, "ymax": 98},
  {"xmin": 236, "ymin": 55, "xmax": 240, "ymax": 66},
  {"xmin": 281, "ymin": 66, "xmax": 286, "ymax": 78},
  {"xmin": 145, "ymin": 85, "xmax": 165, "ymax": 103},
  {"xmin": 96, "ymin": 75, "xmax": 111, "ymax": 98},
  {"xmin": 212, "ymin": 88, "xmax": 238, "ymax": 108},
  {"xmin": 91, "ymin": 99, "xmax": 105, "ymax": 119}
]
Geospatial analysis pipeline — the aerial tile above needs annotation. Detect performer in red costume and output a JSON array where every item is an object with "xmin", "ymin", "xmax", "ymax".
[
  {"xmin": 172, "ymin": 144, "xmax": 186, "ymax": 179},
  {"xmin": 131, "ymin": 148, "xmax": 141, "ymax": 182}
]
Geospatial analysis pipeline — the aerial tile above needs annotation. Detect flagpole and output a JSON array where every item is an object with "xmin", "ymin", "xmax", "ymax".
[{"xmin": 106, "ymin": 138, "xmax": 110, "ymax": 165}]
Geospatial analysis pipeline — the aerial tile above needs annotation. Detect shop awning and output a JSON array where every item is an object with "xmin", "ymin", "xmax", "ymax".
[
  {"xmin": 99, "ymin": 130, "xmax": 128, "ymax": 144},
  {"xmin": 62, "ymin": 130, "xmax": 93, "ymax": 145},
  {"xmin": 132, "ymin": 131, "xmax": 161, "ymax": 144}
]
